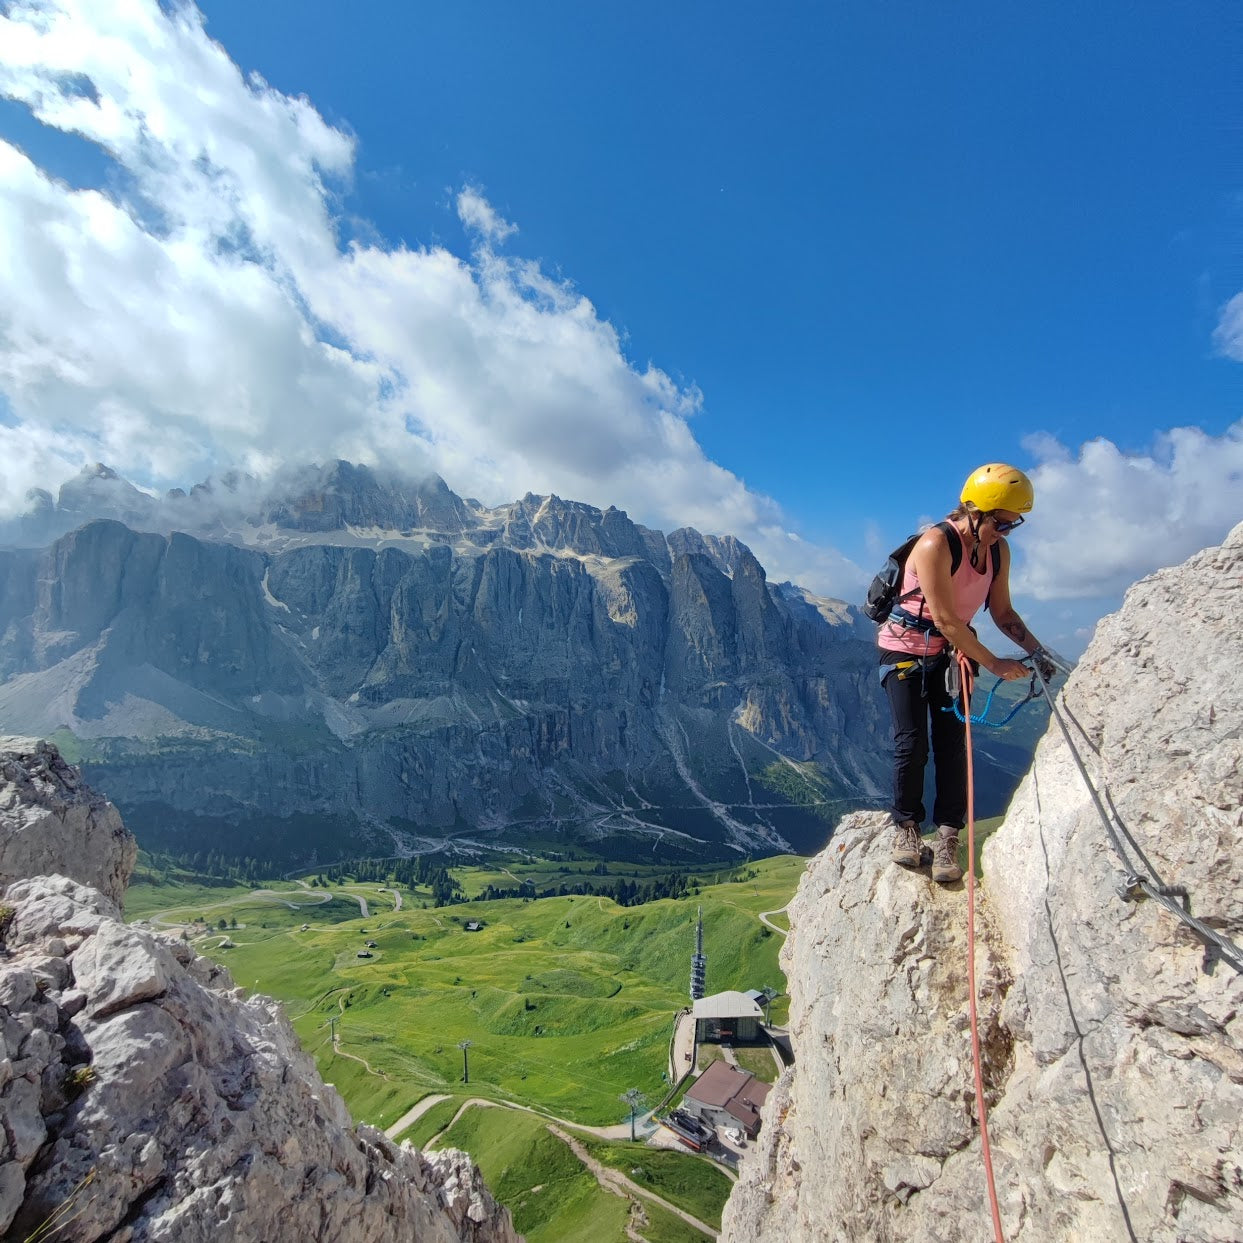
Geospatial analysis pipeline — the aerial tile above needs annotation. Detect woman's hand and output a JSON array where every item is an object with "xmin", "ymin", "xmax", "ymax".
[{"xmin": 989, "ymin": 658, "xmax": 1030, "ymax": 681}]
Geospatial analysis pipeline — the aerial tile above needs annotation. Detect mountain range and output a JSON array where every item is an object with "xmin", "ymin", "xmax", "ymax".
[{"xmin": 0, "ymin": 461, "xmax": 1037, "ymax": 867}]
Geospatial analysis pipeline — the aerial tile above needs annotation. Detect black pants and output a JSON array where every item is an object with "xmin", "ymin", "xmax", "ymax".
[{"xmin": 880, "ymin": 654, "xmax": 967, "ymax": 830}]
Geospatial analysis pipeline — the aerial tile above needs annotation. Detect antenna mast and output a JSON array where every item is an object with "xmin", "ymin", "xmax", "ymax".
[{"xmin": 689, "ymin": 906, "xmax": 706, "ymax": 1000}]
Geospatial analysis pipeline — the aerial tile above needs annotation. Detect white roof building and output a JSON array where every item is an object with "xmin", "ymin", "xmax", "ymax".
[{"xmin": 691, "ymin": 990, "xmax": 763, "ymax": 1021}]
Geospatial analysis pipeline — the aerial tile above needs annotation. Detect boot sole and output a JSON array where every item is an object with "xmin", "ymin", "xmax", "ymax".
[
  {"xmin": 891, "ymin": 852, "xmax": 922, "ymax": 868},
  {"xmin": 931, "ymin": 867, "xmax": 963, "ymax": 884}
]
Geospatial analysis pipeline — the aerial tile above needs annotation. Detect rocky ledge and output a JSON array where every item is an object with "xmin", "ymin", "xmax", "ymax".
[
  {"xmin": 723, "ymin": 521, "xmax": 1243, "ymax": 1242},
  {"xmin": 0, "ymin": 745, "xmax": 518, "ymax": 1243},
  {"xmin": 0, "ymin": 739, "xmax": 135, "ymax": 908}
]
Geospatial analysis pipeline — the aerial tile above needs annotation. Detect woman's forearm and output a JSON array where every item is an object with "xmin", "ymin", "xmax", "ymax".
[{"xmin": 993, "ymin": 609, "xmax": 1041, "ymax": 656}]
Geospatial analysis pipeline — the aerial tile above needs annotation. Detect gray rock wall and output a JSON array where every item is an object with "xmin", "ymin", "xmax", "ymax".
[
  {"xmin": 0, "ymin": 480, "xmax": 900, "ymax": 859},
  {"xmin": 723, "ymin": 522, "xmax": 1243, "ymax": 1242},
  {"xmin": 0, "ymin": 739, "xmax": 135, "ymax": 907},
  {"xmin": 0, "ymin": 745, "xmax": 519, "ymax": 1243}
]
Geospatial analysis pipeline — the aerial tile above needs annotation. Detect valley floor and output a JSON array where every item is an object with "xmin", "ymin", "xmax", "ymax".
[{"xmin": 127, "ymin": 853, "xmax": 805, "ymax": 1242}]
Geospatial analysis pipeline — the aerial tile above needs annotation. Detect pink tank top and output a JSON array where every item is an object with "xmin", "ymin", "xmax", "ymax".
[{"xmin": 877, "ymin": 526, "xmax": 995, "ymax": 656}]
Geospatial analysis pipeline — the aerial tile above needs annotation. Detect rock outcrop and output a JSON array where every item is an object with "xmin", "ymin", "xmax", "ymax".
[
  {"xmin": 0, "ymin": 738, "xmax": 135, "ymax": 907},
  {"xmin": 723, "ymin": 522, "xmax": 1243, "ymax": 1242},
  {"xmin": 0, "ymin": 742, "xmax": 518, "ymax": 1243}
]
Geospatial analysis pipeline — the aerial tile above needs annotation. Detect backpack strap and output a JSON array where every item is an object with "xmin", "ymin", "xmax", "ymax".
[
  {"xmin": 891, "ymin": 521, "xmax": 964, "ymax": 632},
  {"xmin": 984, "ymin": 538, "xmax": 1003, "ymax": 612},
  {"xmin": 896, "ymin": 521, "xmax": 961, "ymax": 605},
  {"xmin": 939, "ymin": 520, "xmax": 963, "ymax": 577}
]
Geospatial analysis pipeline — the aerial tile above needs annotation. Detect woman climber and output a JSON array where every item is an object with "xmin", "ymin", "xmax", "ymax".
[{"xmin": 877, "ymin": 462, "xmax": 1053, "ymax": 883}]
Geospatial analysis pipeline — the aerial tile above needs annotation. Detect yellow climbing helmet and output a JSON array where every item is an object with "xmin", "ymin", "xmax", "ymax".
[{"xmin": 960, "ymin": 463, "xmax": 1034, "ymax": 513}]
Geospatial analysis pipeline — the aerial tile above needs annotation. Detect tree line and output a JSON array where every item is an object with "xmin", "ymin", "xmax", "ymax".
[{"xmin": 476, "ymin": 870, "xmax": 698, "ymax": 907}]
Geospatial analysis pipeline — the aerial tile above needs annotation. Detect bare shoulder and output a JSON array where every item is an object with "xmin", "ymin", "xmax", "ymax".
[
  {"xmin": 914, "ymin": 524, "xmax": 952, "ymax": 559},
  {"xmin": 909, "ymin": 524, "xmax": 952, "ymax": 580}
]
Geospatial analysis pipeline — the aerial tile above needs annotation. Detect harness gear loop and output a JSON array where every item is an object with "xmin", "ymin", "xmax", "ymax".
[{"xmin": 956, "ymin": 649, "xmax": 1006, "ymax": 1243}]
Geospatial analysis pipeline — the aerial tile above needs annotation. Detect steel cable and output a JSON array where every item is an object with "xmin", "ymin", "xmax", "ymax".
[{"xmin": 1031, "ymin": 663, "xmax": 1243, "ymax": 976}]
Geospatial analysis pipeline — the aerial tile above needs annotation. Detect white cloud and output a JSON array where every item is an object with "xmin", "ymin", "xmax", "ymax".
[
  {"xmin": 1016, "ymin": 424, "xmax": 1243, "ymax": 600},
  {"xmin": 456, "ymin": 186, "xmax": 517, "ymax": 244},
  {"xmin": 1214, "ymin": 293, "xmax": 1243, "ymax": 362},
  {"xmin": 0, "ymin": 0, "xmax": 868, "ymax": 588},
  {"xmin": 0, "ymin": 0, "xmax": 1237, "ymax": 619}
]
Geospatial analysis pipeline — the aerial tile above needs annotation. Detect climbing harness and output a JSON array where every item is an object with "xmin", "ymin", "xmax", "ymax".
[
  {"xmin": 956, "ymin": 650, "xmax": 1006, "ymax": 1243},
  {"xmin": 875, "ymin": 652, "xmax": 947, "ymax": 689}
]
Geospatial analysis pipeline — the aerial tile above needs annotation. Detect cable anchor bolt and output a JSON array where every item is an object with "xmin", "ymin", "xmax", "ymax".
[{"xmin": 1115, "ymin": 873, "xmax": 1144, "ymax": 902}]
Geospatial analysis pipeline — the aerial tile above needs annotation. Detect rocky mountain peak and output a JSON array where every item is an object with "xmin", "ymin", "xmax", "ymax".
[
  {"xmin": 722, "ymin": 521, "xmax": 1243, "ymax": 1241},
  {"xmin": 0, "ymin": 460, "xmax": 1043, "ymax": 865},
  {"xmin": 666, "ymin": 527, "xmax": 755, "ymax": 580},
  {"xmin": 0, "ymin": 741, "xmax": 518, "ymax": 1242},
  {"xmin": 54, "ymin": 463, "xmax": 158, "ymax": 527},
  {"xmin": 262, "ymin": 460, "xmax": 474, "ymax": 534}
]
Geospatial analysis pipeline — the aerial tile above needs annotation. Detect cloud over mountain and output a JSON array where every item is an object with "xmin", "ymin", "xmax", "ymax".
[
  {"xmin": 0, "ymin": 0, "xmax": 1237, "ymax": 610},
  {"xmin": 0, "ymin": 0, "xmax": 854, "ymax": 585}
]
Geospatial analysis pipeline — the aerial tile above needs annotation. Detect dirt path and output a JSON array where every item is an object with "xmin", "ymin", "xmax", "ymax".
[
  {"xmin": 145, "ymin": 887, "xmax": 333, "ymax": 930},
  {"xmin": 670, "ymin": 1008, "xmax": 696, "ymax": 1080},
  {"xmin": 547, "ymin": 1124, "xmax": 716, "ymax": 1238},
  {"xmin": 384, "ymin": 1092, "xmax": 450, "ymax": 1139},
  {"xmin": 757, "ymin": 905, "xmax": 788, "ymax": 935},
  {"xmin": 330, "ymin": 997, "xmax": 392, "ymax": 1079},
  {"xmin": 422, "ymin": 1097, "xmax": 642, "ymax": 1150}
]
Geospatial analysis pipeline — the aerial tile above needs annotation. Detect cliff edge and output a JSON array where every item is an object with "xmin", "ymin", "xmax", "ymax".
[
  {"xmin": 723, "ymin": 521, "xmax": 1243, "ymax": 1242},
  {"xmin": 0, "ymin": 739, "xmax": 135, "ymax": 908},
  {"xmin": 0, "ymin": 743, "xmax": 518, "ymax": 1243}
]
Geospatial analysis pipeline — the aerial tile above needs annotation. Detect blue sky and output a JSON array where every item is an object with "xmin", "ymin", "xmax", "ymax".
[{"xmin": 0, "ymin": 0, "xmax": 1240, "ymax": 655}]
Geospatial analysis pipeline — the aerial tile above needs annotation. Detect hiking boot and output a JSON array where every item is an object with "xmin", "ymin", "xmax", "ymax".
[
  {"xmin": 932, "ymin": 826, "xmax": 963, "ymax": 884},
  {"xmin": 891, "ymin": 820, "xmax": 922, "ymax": 868}
]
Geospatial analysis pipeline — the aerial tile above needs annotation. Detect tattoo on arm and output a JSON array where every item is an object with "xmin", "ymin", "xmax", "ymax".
[{"xmin": 1002, "ymin": 619, "xmax": 1028, "ymax": 644}]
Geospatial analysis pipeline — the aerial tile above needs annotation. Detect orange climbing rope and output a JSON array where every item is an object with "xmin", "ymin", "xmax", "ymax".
[{"xmin": 956, "ymin": 649, "xmax": 1005, "ymax": 1243}]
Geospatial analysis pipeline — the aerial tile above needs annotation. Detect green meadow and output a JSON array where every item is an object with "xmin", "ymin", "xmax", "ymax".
[
  {"xmin": 127, "ymin": 852, "xmax": 803, "ymax": 1238},
  {"xmin": 126, "ymin": 854, "xmax": 803, "ymax": 1130},
  {"xmin": 429, "ymin": 1105, "xmax": 727, "ymax": 1242}
]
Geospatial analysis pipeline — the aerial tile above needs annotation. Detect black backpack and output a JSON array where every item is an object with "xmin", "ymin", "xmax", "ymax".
[{"xmin": 862, "ymin": 521, "xmax": 1000, "ymax": 625}]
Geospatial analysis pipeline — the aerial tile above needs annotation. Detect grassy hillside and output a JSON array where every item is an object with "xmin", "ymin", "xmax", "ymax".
[
  {"xmin": 128, "ymin": 854, "xmax": 804, "ymax": 1130},
  {"xmin": 128, "ymin": 852, "xmax": 801, "ymax": 1241},
  {"xmin": 431, "ymin": 1106, "xmax": 725, "ymax": 1242}
]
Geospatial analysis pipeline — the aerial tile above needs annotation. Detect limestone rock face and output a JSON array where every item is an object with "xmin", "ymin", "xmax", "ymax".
[
  {"xmin": 0, "ymin": 872, "xmax": 518, "ymax": 1242},
  {"xmin": 723, "ymin": 522, "xmax": 1243, "ymax": 1243},
  {"xmin": 1, "ymin": 464, "xmax": 958, "ymax": 864},
  {"xmin": 0, "ymin": 738, "xmax": 135, "ymax": 906}
]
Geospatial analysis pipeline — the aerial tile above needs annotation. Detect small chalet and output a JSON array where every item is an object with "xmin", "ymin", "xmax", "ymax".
[
  {"xmin": 692, "ymin": 990, "xmax": 764, "ymax": 1043},
  {"xmin": 681, "ymin": 1061, "xmax": 771, "ymax": 1138},
  {"xmin": 464, "ymin": 920, "xmax": 484, "ymax": 932}
]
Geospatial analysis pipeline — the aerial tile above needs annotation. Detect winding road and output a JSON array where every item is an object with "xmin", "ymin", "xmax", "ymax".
[
  {"xmin": 757, "ymin": 905, "xmax": 789, "ymax": 935},
  {"xmin": 385, "ymin": 1092, "xmax": 450, "ymax": 1139}
]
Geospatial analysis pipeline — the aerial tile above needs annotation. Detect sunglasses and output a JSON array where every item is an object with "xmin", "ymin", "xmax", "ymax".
[{"xmin": 989, "ymin": 514, "xmax": 1025, "ymax": 534}]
